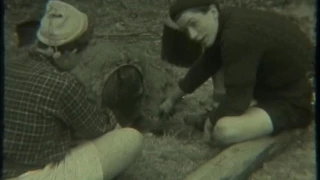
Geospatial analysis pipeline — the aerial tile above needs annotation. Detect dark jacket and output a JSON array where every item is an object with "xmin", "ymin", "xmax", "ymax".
[{"xmin": 161, "ymin": 7, "xmax": 314, "ymax": 123}]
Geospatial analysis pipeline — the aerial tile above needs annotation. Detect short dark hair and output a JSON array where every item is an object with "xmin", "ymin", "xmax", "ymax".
[
  {"xmin": 169, "ymin": 0, "xmax": 220, "ymax": 20},
  {"xmin": 174, "ymin": 5, "xmax": 215, "ymax": 21}
]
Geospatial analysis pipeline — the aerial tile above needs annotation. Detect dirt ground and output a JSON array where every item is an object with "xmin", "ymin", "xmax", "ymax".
[{"xmin": 4, "ymin": 0, "xmax": 316, "ymax": 179}]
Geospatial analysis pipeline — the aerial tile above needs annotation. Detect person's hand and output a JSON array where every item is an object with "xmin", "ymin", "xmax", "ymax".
[
  {"xmin": 159, "ymin": 86, "xmax": 187, "ymax": 118},
  {"xmin": 158, "ymin": 97, "xmax": 176, "ymax": 118}
]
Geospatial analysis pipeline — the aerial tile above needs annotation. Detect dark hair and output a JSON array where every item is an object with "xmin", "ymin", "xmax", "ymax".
[
  {"xmin": 169, "ymin": 0, "xmax": 220, "ymax": 20},
  {"xmin": 173, "ymin": 5, "xmax": 215, "ymax": 21}
]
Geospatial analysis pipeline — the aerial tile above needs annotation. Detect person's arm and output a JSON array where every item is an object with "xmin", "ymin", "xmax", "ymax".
[
  {"xmin": 159, "ymin": 46, "xmax": 221, "ymax": 116},
  {"xmin": 178, "ymin": 48, "xmax": 221, "ymax": 94},
  {"xmin": 209, "ymin": 35, "xmax": 263, "ymax": 124},
  {"xmin": 58, "ymin": 76, "xmax": 117, "ymax": 139}
]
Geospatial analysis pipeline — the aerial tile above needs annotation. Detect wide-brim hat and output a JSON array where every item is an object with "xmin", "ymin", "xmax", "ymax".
[{"xmin": 37, "ymin": 0, "xmax": 88, "ymax": 46}]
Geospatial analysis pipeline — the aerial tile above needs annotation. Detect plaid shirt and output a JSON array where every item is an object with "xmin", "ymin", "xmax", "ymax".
[{"xmin": 4, "ymin": 53, "xmax": 117, "ymax": 179}]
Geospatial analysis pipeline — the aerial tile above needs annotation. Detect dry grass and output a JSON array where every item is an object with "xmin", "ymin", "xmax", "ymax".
[{"xmin": 117, "ymin": 135, "xmax": 222, "ymax": 180}]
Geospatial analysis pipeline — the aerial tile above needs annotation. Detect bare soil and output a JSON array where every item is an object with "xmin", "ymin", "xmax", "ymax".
[{"xmin": 4, "ymin": 0, "xmax": 316, "ymax": 179}]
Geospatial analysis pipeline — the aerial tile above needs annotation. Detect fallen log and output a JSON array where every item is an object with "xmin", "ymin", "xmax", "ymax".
[{"xmin": 183, "ymin": 130, "xmax": 302, "ymax": 180}]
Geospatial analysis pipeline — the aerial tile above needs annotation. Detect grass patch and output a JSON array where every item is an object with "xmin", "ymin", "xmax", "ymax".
[{"xmin": 117, "ymin": 134, "xmax": 223, "ymax": 180}]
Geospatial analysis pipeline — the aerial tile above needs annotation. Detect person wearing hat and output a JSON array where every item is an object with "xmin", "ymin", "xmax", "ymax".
[
  {"xmin": 159, "ymin": 0, "xmax": 314, "ymax": 145},
  {"xmin": 4, "ymin": 1, "xmax": 144, "ymax": 180}
]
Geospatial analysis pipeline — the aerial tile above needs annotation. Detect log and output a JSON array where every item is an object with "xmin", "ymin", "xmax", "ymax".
[{"xmin": 183, "ymin": 130, "xmax": 301, "ymax": 180}]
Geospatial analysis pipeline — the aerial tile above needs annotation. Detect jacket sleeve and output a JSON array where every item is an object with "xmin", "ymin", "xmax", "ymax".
[
  {"xmin": 209, "ymin": 35, "xmax": 263, "ymax": 124},
  {"xmin": 58, "ymin": 77, "xmax": 117, "ymax": 139},
  {"xmin": 178, "ymin": 49, "xmax": 221, "ymax": 94}
]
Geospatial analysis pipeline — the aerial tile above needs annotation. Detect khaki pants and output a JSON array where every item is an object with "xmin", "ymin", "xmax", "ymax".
[{"xmin": 9, "ymin": 128, "xmax": 143, "ymax": 180}]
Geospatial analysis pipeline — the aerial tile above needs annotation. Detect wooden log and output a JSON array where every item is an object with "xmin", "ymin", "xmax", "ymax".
[{"xmin": 183, "ymin": 130, "xmax": 301, "ymax": 180}]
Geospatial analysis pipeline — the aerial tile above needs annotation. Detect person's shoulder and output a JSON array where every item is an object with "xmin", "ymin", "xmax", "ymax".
[
  {"xmin": 221, "ymin": 6, "xmax": 300, "ymax": 33},
  {"xmin": 24, "ymin": 61, "xmax": 82, "ymax": 93},
  {"xmin": 220, "ymin": 7, "xmax": 290, "ymax": 45},
  {"xmin": 7, "ymin": 52, "xmax": 82, "ymax": 91},
  {"xmin": 221, "ymin": 6, "xmax": 287, "ymax": 20},
  {"xmin": 219, "ymin": 25, "xmax": 251, "ymax": 46},
  {"xmin": 219, "ymin": 7, "xmax": 257, "ymax": 41},
  {"xmin": 47, "ymin": 70, "xmax": 82, "ymax": 90}
]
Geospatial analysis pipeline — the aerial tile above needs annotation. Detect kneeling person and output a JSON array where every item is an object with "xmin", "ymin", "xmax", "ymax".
[{"xmin": 159, "ymin": 0, "xmax": 314, "ymax": 145}]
